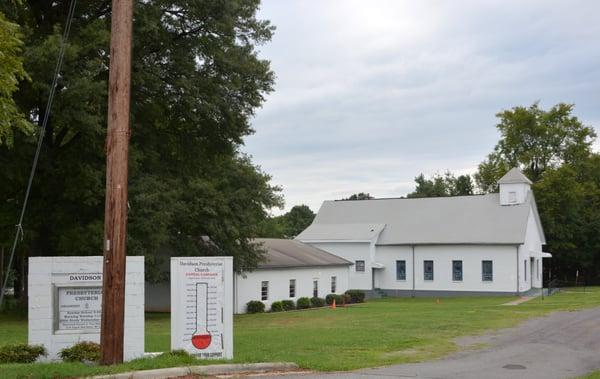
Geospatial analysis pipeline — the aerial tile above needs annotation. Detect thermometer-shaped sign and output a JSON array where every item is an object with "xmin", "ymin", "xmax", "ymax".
[{"xmin": 191, "ymin": 282, "xmax": 211, "ymax": 349}]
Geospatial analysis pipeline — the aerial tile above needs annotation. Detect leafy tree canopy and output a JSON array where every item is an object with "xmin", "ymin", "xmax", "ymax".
[
  {"xmin": 283, "ymin": 205, "xmax": 315, "ymax": 237},
  {"xmin": 407, "ymin": 172, "xmax": 474, "ymax": 198},
  {"xmin": 0, "ymin": 10, "xmax": 31, "ymax": 146},
  {"xmin": 0, "ymin": 0, "xmax": 282, "ymax": 284},
  {"xmin": 475, "ymin": 102, "xmax": 596, "ymax": 192},
  {"xmin": 473, "ymin": 102, "xmax": 599, "ymax": 282},
  {"xmin": 259, "ymin": 204, "xmax": 315, "ymax": 239},
  {"xmin": 343, "ymin": 192, "xmax": 374, "ymax": 200},
  {"xmin": 533, "ymin": 154, "xmax": 600, "ymax": 281}
]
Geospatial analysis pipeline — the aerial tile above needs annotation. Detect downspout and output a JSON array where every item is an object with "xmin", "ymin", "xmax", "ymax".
[
  {"xmin": 412, "ymin": 245, "xmax": 415, "ymax": 298},
  {"xmin": 516, "ymin": 246, "xmax": 520, "ymax": 296},
  {"xmin": 369, "ymin": 240, "xmax": 376, "ymax": 291}
]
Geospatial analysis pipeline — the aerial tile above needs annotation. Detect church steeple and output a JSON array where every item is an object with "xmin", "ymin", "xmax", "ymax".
[{"xmin": 498, "ymin": 168, "xmax": 532, "ymax": 205}]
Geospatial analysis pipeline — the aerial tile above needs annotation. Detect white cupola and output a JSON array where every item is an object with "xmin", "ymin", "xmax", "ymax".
[{"xmin": 498, "ymin": 167, "xmax": 532, "ymax": 205}]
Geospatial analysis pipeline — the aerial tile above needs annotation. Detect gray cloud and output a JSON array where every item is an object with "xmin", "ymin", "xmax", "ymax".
[{"xmin": 245, "ymin": 0, "xmax": 600, "ymax": 213}]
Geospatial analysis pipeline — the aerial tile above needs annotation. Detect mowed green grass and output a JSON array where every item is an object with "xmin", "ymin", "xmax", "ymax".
[
  {"xmin": 580, "ymin": 370, "xmax": 600, "ymax": 379},
  {"xmin": 233, "ymin": 289, "xmax": 600, "ymax": 371},
  {"xmin": 1, "ymin": 288, "xmax": 599, "ymax": 378}
]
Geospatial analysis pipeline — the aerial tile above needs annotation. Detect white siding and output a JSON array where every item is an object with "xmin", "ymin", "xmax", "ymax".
[
  {"xmin": 411, "ymin": 245, "xmax": 517, "ymax": 292},
  {"xmin": 312, "ymin": 243, "xmax": 521, "ymax": 294},
  {"xmin": 519, "ymin": 209, "xmax": 545, "ymax": 291},
  {"xmin": 371, "ymin": 245, "xmax": 517, "ymax": 293},
  {"xmin": 373, "ymin": 245, "xmax": 413, "ymax": 290},
  {"xmin": 234, "ymin": 266, "xmax": 350, "ymax": 314},
  {"xmin": 517, "ymin": 246, "xmax": 530, "ymax": 293},
  {"xmin": 500, "ymin": 183, "xmax": 530, "ymax": 205},
  {"xmin": 307, "ymin": 242, "xmax": 372, "ymax": 290}
]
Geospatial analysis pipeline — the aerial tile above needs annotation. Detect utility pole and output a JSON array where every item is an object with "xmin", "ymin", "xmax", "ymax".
[{"xmin": 100, "ymin": 0, "xmax": 133, "ymax": 365}]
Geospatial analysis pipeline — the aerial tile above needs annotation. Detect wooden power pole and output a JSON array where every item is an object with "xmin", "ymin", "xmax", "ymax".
[{"xmin": 100, "ymin": 0, "xmax": 133, "ymax": 365}]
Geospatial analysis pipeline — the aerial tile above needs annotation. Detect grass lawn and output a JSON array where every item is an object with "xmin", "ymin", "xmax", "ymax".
[
  {"xmin": 1, "ymin": 288, "xmax": 599, "ymax": 378},
  {"xmin": 581, "ymin": 371, "xmax": 600, "ymax": 379}
]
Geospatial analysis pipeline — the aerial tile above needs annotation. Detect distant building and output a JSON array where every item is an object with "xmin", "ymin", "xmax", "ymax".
[
  {"xmin": 145, "ymin": 238, "xmax": 352, "ymax": 314},
  {"xmin": 147, "ymin": 168, "xmax": 550, "ymax": 312},
  {"xmin": 296, "ymin": 168, "xmax": 550, "ymax": 296},
  {"xmin": 233, "ymin": 238, "xmax": 352, "ymax": 313}
]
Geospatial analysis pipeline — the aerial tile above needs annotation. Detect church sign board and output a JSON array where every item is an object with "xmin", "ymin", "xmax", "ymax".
[
  {"xmin": 170, "ymin": 257, "xmax": 233, "ymax": 360},
  {"xmin": 28, "ymin": 256, "xmax": 144, "ymax": 361}
]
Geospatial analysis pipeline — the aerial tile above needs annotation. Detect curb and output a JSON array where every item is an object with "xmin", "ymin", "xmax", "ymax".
[{"xmin": 90, "ymin": 362, "xmax": 299, "ymax": 379}]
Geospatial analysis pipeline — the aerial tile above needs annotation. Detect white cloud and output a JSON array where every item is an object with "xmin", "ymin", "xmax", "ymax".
[{"xmin": 247, "ymin": 0, "xmax": 600, "ymax": 214}]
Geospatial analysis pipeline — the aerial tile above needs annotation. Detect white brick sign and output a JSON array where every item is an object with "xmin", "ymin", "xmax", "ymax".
[
  {"xmin": 170, "ymin": 257, "xmax": 233, "ymax": 359},
  {"xmin": 28, "ymin": 256, "xmax": 144, "ymax": 361}
]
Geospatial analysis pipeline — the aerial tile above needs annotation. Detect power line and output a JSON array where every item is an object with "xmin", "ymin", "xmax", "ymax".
[{"xmin": 0, "ymin": 0, "xmax": 78, "ymax": 309}]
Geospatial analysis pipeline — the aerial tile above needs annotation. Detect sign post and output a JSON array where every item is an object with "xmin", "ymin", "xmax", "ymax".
[
  {"xmin": 101, "ymin": 0, "xmax": 134, "ymax": 365},
  {"xmin": 170, "ymin": 257, "xmax": 233, "ymax": 359}
]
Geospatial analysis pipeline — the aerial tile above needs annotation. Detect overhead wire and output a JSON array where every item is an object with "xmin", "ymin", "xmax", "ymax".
[{"xmin": 0, "ymin": 0, "xmax": 78, "ymax": 309}]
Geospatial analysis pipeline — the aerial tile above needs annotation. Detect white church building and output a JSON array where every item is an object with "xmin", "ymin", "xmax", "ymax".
[
  {"xmin": 147, "ymin": 168, "xmax": 550, "ymax": 313},
  {"xmin": 146, "ymin": 238, "xmax": 353, "ymax": 314},
  {"xmin": 296, "ymin": 168, "xmax": 550, "ymax": 296},
  {"xmin": 232, "ymin": 239, "xmax": 352, "ymax": 313}
]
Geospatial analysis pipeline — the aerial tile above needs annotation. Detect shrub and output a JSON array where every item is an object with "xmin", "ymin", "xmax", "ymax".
[
  {"xmin": 281, "ymin": 300, "xmax": 295, "ymax": 311},
  {"xmin": 246, "ymin": 300, "xmax": 265, "ymax": 313},
  {"xmin": 345, "ymin": 289, "xmax": 366, "ymax": 303},
  {"xmin": 310, "ymin": 297, "xmax": 326, "ymax": 307},
  {"xmin": 342, "ymin": 293, "xmax": 352, "ymax": 304},
  {"xmin": 296, "ymin": 297, "xmax": 311, "ymax": 309},
  {"xmin": 59, "ymin": 341, "xmax": 101, "ymax": 363},
  {"xmin": 155, "ymin": 350, "xmax": 198, "ymax": 365},
  {"xmin": 0, "ymin": 343, "xmax": 46, "ymax": 364},
  {"xmin": 325, "ymin": 294, "xmax": 335, "ymax": 305},
  {"xmin": 325, "ymin": 294, "xmax": 343, "ymax": 305},
  {"xmin": 270, "ymin": 301, "xmax": 284, "ymax": 312},
  {"xmin": 165, "ymin": 349, "xmax": 193, "ymax": 358},
  {"xmin": 160, "ymin": 349, "xmax": 196, "ymax": 361}
]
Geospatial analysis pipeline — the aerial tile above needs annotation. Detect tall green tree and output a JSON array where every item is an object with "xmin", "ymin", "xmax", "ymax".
[
  {"xmin": 0, "ymin": 0, "xmax": 282, "ymax": 291},
  {"xmin": 474, "ymin": 102, "xmax": 599, "ymax": 282},
  {"xmin": 453, "ymin": 175, "xmax": 475, "ymax": 196},
  {"xmin": 0, "ymin": 9, "xmax": 31, "ymax": 147},
  {"xmin": 281, "ymin": 205, "xmax": 315, "ymax": 237},
  {"xmin": 259, "ymin": 204, "xmax": 315, "ymax": 239},
  {"xmin": 475, "ymin": 102, "xmax": 596, "ymax": 192},
  {"xmin": 533, "ymin": 154, "xmax": 600, "ymax": 282}
]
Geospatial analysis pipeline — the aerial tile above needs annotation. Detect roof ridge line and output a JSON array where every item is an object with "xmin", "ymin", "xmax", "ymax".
[{"xmin": 330, "ymin": 193, "xmax": 492, "ymax": 202}]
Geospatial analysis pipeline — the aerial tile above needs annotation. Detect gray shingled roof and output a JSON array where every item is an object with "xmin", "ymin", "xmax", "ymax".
[
  {"xmin": 254, "ymin": 238, "xmax": 352, "ymax": 269},
  {"xmin": 297, "ymin": 193, "xmax": 536, "ymax": 245},
  {"xmin": 498, "ymin": 167, "xmax": 533, "ymax": 184},
  {"xmin": 290, "ymin": 223, "xmax": 385, "ymax": 241}
]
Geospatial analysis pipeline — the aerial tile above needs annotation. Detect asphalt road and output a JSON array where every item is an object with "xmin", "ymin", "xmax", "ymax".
[{"xmin": 272, "ymin": 304, "xmax": 600, "ymax": 379}]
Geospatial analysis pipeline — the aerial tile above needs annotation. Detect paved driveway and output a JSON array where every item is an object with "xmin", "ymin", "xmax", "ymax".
[{"xmin": 273, "ymin": 305, "xmax": 600, "ymax": 379}]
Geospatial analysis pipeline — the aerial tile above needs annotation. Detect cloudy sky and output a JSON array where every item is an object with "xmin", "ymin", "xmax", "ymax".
[{"xmin": 244, "ymin": 0, "xmax": 600, "ymax": 214}]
